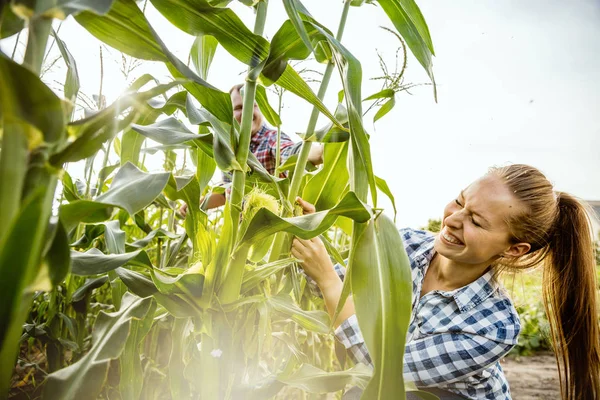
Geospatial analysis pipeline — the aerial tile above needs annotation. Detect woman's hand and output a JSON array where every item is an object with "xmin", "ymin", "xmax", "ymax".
[{"xmin": 291, "ymin": 237, "xmax": 339, "ymax": 289}]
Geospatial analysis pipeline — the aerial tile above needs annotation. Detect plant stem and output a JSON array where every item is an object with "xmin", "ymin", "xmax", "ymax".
[
  {"xmin": 95, "ymin": 140, "xmax": 113, "ymax": 197},
  {"xmin": 219, "ymin": 0, "xmax": 269, "ymax": 304},
  {"xmin": 269, "ymin": 0, "xmax": 351, "ymax": 263},
  {"xmin": 23, "ymin": 17, "xmax": 53, "ymax": 76},
  {"xmin": 285, "ymin": 0, "xmax": 351, "ymax": 206},
  {"xmin": 0, "ymin": 129, "xmax": 28, "ymax": 242}
]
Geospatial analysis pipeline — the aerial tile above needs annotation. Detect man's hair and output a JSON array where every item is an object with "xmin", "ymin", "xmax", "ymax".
[{"xmin": 229, "ymin": 83, "xmax": 244, "ymax": 95}]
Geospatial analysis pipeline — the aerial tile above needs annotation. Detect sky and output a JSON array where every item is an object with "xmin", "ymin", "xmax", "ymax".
[{"xmin": 2, "ymin": 0, "xmax": 599, "ymax": 228}]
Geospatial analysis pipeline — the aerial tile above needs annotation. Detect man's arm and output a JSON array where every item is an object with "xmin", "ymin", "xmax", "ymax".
[{"xmin": 202, "ymin": 192, "xmax": 226, "ymax": 210}]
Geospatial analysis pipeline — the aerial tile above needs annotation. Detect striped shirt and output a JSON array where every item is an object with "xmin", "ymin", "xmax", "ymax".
[{"xmin": 334, "ymin": 228, "xmax": 521, "ymax": 399}]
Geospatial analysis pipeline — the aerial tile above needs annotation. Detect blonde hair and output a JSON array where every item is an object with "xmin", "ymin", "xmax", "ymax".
[{"xmin": 490, "ymin": 164, "xmax": 600, "ymax": 400}]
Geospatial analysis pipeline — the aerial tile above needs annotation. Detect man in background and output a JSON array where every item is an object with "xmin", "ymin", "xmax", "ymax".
[{"xmin": 181, "ymin": 84, "xmax": 324, "ymax": 214}]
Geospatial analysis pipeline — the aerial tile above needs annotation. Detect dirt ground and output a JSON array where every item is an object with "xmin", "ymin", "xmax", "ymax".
[{"xmin": 502, "ymin": 353, "xmax": 560, "ymax": 399}]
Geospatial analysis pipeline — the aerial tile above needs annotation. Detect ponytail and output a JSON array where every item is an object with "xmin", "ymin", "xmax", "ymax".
[{"xmin": 544, "ymin": 192, "xmax": 600, "ymax": 400}]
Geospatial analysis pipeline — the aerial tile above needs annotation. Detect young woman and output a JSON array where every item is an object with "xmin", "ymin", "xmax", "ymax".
[{"xmin": 292, "ymin": 164, "xmax": 600, "ymax": 400}]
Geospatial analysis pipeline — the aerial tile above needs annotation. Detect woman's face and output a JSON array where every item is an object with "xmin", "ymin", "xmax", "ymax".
[{"xmin": 434, "ymin": 175, "xmax": 527, "ymax": 267}]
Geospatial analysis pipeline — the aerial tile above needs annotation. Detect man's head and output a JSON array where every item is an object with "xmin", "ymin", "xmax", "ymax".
[{"xmin": 230, "ymin": 84, "xmax": 263, "ymax": 134}]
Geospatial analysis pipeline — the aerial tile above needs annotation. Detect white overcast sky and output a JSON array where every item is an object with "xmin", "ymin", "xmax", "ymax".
[{"xmin": 2, "ymin": 0, "xmax": 599, "ymax": 228}]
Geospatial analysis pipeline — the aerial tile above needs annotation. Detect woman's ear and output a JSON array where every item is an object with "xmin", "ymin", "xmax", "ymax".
[{"xmin": 502, "ymin": 242, "xmax": 531, "ymax": 258}]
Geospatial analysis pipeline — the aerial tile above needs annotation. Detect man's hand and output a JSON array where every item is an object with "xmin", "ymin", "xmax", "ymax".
[
  {"xmin": 295, "ymin": 196, "xmax": 316, "ymax": 214},
  {"xmin": 307, "ymin": 143, "xmax": 324, "ymax": 166},
  {"xmin": 179, "ymin": 203, "xmax": 189, "ymax": 218}
]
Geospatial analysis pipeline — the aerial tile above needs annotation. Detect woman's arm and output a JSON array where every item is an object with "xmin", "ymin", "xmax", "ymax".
[{"xmin": 291, "ymin": 237, "xmax": 355, "ymax": 328}]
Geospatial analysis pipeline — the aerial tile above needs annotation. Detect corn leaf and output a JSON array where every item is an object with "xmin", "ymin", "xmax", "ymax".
[
  {"xmin": 70, "ymin": 248, "xmax": 145, "ymax": 275},
  {"xmin": 131, "ymin": 117, "xmax": 210, "ymax": 145},
  {"xmin": 255, "ymin": 84, "xmax": 281, "ymax": 126},
  {"xmin": 239, "ymin": 191, "xmax": 371, "ymax": 247},
  {"xmin": 350, "ymin": 214, "xmax": 413, "ymax": 399},
  {"xmin": 191, "ymin": 34, "xmax": 218, "ymax": 80},
  {"xmin": 377, "ymin": 0, "xmax": 436, "ymax": 93},
  {"xmin": 45, "ymin": 220, "xmax": 72, "ymax": 286},
  {"xmin": 51, "ymin": 29, "xmax": 80, "ymax": 104},
  {"xmin": 151, "ymin": 0, "xmax": 270, "ymax": 72},
  {"xmin": 119, "ymin": 299, "xmax": 157, "ymax": 400},
  {"xmin": 269, "ymin": 295, "xmax": 330, "ymax": 334},
  {"xmin": 0, "ymin": 4, "xmax": 24, "ymax": 38},
  {"xmin": 302, "ymin": 142, "xmax": 349, "ymax": 210},
  {"xmin": 96, "ymin": 162, "xmax": 170, "ymax": 215},
  {"xmin": 278, "ymin": 363, "xmax": 371, "ymax": 393},
  {"xmin": 75, "ymin": 0, "xmax": 232, "ymax": 122},
  {"xmin": 0, "ymin": 53, "xmax": 65, "ymax": 143},
  {"xmin": 43, "ymin": 293, "xmax": 154, "ymax": 400}
]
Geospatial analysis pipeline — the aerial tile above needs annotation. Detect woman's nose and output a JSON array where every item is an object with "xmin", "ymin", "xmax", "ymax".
[{"xmin": 444, "ymin": 210, "xmax": 464, "ymax": 228}]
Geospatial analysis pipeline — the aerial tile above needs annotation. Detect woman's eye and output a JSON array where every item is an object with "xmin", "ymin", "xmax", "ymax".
[
  {"xmin": 455, "ymin": 199, "xmax": 463, "ymax": 207},
  {"xmin": 471, "ymin": 217, "xmax": 481, "ymax": 227}
]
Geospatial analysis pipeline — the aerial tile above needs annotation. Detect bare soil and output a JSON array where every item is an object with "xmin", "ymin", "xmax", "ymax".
[{"xmin": 502, "ymin": 352, "xmax": 560, "ymax": 399}]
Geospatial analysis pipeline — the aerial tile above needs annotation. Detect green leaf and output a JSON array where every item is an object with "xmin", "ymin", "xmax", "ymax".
[
  {"xmin": 119, "ymin": 298, "xmax": 157, "ymax": 400},
  {"xmin": 50, "ymin": 81, "xmax": 183, "ymax": 165},
  {"xmin": 193, "ymin": 147, "xmax": 216, "ymax": 194},
  {"xmin": 71, "ymin": 248, "xmax": 144, "ymax": 275},
  {"xmin": 45, "ymin": 220, "xmax": 71, "ymax": 286},
  {"xmin": 95, "ymin": 162, "xmax": 170, "ymax": 215},
  {"xmin": 0, "ymin": 53, "xmax": 65, "ymax": 143},
  {"xmin": 282, "ymin": 0, "xmax": 314, "ymax": 53},
  {"xmin": 150, "ymin": 0, "xmax": 270, "ymax": 72},
  {"xmin": 191, "ymin": 34, "xmax": 218, "ymax": 80},
  {"xmin": 75, "ymin": 0, "xmax": 232, "ymax": 122},
  {"xmin": 302, "ymin": 142, "xmax": 349, "ymax": 210},
  {"xmin": 59, "ymin": 201, "xmax": 114, "ymax": 232},
  {"xmin": 265, "ymin": 64, "xmax": 342, "ymax": 130},
  {"xmin": 239, "ymin": 191, "xmax": 371, "ymax": 247},
  {"xmin": 102, "ymin": 220, "xmax": 125, "ymax": 254},
  {"xmin": 350, "ymin": 215, "xmax": 413, "ymax": 398},
  {"xmin": 51, "ymin": 29, "xmax": 80, "ymax": 104},
  {"xmin": 373, "ymin": 96, "xmax": 395, "ymax": 122},
  {"xmin": 375, "ymin": 176, "xmax": 397, "ymax": 222},
  {"xmin": 240, "ymin": 258, "xmax": 296, "ymax": 294},
  {"xmin": 168, "ymin": 318, "xmax": 192, "ymax": 399},
  {"xmin": 71, "ymin": 276, "xmax": 109, "ymax": 302},
  {"xmin": 62, "ymin": 171, "xmax": 81, "ymax": 202},
  {"xmin": 26, "ymin": 0, "xmax": 116, "ymax": 18},
  {"xmin": 0, "ymin": 189, "xmax": 46, "ymax": 347},
  {"xmin": 377, "ymin": 0, "xmax": 436, "ymax": 94},
  {"xmin": 299, "ymin": 104, "xmax": 349, "ymax": 143},
  {"xmin": 43, "ymin": 293, "xmax": 154, "ymax": 400},
  {"xmin": 0, "ymin": 4, "xmax": 24, "ymax": 39},
  {"xmin": 126, "ymin": 229, "xmax": 179, "ymax": 250},
  {"xmin": 121, "ymin": 90, "xmax": 188, "ymax": 167},
  {"xmin": 115, "ymin": 268, "xmax": 197, "ymax": 318},
  {"xmin": 269, "ymin": 295, "xmax": 330, "ymax": 334},
  {"xmin": 255, "ymin": 85, "xmax": 281, "ymax": 126},
  {"xmin": 131, "ymin": 117, "xmax": 209, "ymax": 145},
  {"xmin": 363, "ymin": 88, "xmax": 395, "ymax": 101},
  {"xmin": 278, "ymin": 363, "xmax": 371, "ymax": 393}
]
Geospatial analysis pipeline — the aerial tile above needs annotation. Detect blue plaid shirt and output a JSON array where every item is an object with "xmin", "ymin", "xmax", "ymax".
[{"xmin": 334, "ymin": 228, "xmax": 520, "ymax": 400}]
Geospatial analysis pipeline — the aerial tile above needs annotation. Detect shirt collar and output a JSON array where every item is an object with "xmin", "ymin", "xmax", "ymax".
[
  {"xmin": 416, "ymin": 235, "xmax": 498, "ymax": 313},
  {"xmin": 251, "ymin": 123, "xmax": 269, "ymax": 143},
  {"xmin": 451, "ymin": 268, "xmax": 497, "ymax": 313}
]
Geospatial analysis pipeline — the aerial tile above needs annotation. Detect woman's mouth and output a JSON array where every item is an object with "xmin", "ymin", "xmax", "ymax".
[{"xmin": 440, "ymin": 228, "xmax": 464, "ymax": 246}]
